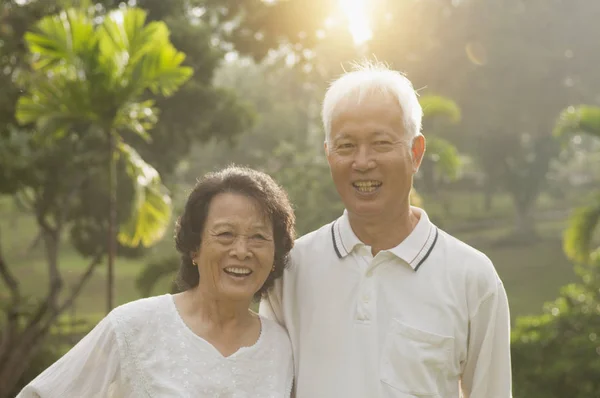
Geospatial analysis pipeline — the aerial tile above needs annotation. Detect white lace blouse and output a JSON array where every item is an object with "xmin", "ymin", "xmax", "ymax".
[{"xmin": 17, "ymin": 294, "xmax": 294, "ymax": 397}]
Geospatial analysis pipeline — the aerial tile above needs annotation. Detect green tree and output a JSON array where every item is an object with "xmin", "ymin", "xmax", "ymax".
[
  {"xmin": 554, "ymin": 105, "xmax": 600, "ymax": 263},
  {"xmin": 16, "ymin": 6, "xmax": 192, "ymax": 312},
  {"xmin": 511, "ymin": 258, "xmax": 600, "ymax": 398},
  {"xmin": 0, "ymin": 125, "xmax": 155, "ymax": 395},
  {"xmin": 509, "ymin": 104, "xmax": 600, "ymax": 398},
  {"xmin": 418, "ymin": 94, "xmax": 463, "ymax": 191}
]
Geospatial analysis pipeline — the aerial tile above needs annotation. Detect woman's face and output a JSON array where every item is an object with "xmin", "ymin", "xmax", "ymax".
[{"xmin": 192, "ymin": 192, "xmax": 275, "ymax": 302}]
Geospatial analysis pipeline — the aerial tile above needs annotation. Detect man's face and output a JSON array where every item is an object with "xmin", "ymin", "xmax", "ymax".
[{"xmin": 325, "ymin": 93, "xmax": 425, "ymax": 219}]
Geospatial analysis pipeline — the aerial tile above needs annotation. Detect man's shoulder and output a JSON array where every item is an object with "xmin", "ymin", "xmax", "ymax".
[
  {"xmin": 284, "ymin": 220, "xmax": 338, "ymax": 272},
  {"xmin": 437, "ymin": 228, "xmax": 501, "ymax": 284},
  {"xmin": 438, "ymin": 228, "xmax": 491, "ymax": 263},
  {"xmin": 293, "ymin": 220, "xmax": 336, "ymax": 251}
]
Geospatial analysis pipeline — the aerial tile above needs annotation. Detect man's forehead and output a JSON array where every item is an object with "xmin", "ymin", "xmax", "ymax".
[
  {"xmin": 330, "ymin": 93, "xmax": 405, "ymax": 133},
  {"xmin": 331, "ymin": 91, "xmax": 402, "ymax": 120},
  {"xmin": 332, "ymin": 130, "xmax": 394, "ymax": 140}
]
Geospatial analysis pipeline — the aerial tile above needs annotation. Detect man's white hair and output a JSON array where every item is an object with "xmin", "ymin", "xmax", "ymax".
[{"xmin": 321, "ymin": 61, "xmax": 423, "ymax": 145}]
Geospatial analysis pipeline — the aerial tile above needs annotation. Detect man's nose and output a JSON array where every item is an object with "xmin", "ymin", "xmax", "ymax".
[{"xmin": 352, "ymin": 146, "xmax": 375, "ymax": 172}]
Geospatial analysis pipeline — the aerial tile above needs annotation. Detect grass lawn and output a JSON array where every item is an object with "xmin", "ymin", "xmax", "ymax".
[
  {"xmin": 453, "ymin": 217, "xmax": 576, "ymax": 320},
  {"xmin": 484, "ymin": 239, "xmax": 573, "ymax": 318}
]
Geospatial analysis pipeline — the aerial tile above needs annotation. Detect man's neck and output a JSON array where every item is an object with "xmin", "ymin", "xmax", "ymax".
[{"xmin": 348, "ymin": 205, "xmax": 420, "ymax": 256}]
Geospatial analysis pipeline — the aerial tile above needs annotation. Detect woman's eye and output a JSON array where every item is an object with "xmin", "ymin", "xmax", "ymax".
[
  {"xmin": 217, "ymin": 232, "xmax": 234, "ymax": 238},
  {"xmin": 252, "ymin": 234, "xmax": 267, "ymax": 240}
]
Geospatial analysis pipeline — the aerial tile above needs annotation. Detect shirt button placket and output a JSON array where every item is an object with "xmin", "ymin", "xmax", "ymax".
[{"xmin": 360, "ymin": 258, "xmax": 377, "ymax": 322}]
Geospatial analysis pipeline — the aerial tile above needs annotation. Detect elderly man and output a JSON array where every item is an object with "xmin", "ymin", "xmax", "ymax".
[{"xmin": 260, "ymin": 62, "xmax": 512, "ymax": 397}]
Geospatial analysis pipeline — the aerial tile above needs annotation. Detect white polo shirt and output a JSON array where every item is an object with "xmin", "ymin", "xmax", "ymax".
[{"xmin": 260, "ymin": 207, "xmax": 512, "ymax": 398}]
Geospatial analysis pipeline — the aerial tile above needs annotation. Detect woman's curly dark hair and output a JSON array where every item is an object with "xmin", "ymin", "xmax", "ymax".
[{"xmin": 174, "ymin": 165, "xmax": 295, "ymax": 299}]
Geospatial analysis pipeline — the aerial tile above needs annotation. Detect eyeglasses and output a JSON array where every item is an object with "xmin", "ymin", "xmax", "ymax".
[{"xmin": 210, "ymin": 232, "xmax": 273, "ymax": 249}]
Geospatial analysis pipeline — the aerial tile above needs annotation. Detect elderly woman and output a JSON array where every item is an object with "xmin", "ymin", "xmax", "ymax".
[{"xmin": 18, "ymin": 166, "xmax": 296, "ymax": 397}]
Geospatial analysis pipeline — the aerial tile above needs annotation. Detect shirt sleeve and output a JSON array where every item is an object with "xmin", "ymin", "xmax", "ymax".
[
  {"xmin": 461, "ymin": 281, "xmax": 512, "ymax": 398},
  {"xmin": 259, "ymin": 277, "xmax": 286, "ymax": 328},
  {"xmin": 16, "ymin": 315, "xmax": 123, "ymax": 398}
]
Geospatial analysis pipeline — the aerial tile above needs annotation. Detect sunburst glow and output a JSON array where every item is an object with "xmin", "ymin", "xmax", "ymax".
[{"xmin": 338, "ymin": 0, "xmax": 373, "ymax": 46}]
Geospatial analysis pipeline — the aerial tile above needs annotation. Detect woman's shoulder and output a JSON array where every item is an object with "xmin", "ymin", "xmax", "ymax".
[{"xmin": 109, "ymin": 294, "xmax": 173, "ymax": 328}]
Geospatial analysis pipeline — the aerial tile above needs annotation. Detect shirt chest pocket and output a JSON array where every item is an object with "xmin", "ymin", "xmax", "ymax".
[{"xmin": 380, "ymin": 318, "xmax": 454, "ymax": 397}]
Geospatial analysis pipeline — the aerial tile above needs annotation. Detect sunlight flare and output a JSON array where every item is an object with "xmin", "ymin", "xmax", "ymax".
[{"xmin": 338, "ymin": 0, "xmax": 373, "ymax": 45}]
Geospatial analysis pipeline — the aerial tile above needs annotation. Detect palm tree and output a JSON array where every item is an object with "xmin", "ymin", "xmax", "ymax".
[
  {"xmin": 16, "ymin": 6, "xmax": 192, "ymax": 312},
  {"xmin": 554, "ymin": 105, "xmax": 600, "ymax": 263}
]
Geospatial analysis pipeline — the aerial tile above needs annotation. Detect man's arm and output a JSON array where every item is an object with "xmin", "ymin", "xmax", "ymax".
[{"xmin": 461, "ymin": 281, "xmax": 512, "ymax": 398}]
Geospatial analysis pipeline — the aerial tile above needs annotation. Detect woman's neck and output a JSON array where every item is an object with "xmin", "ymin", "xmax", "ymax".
[
  {"xmin": 182, "ymin": 287, "xmax": 254, "ymax": 330},
  {"xmin": 174, "ymin": 287, "xmax": 260, "ymax": 357}
]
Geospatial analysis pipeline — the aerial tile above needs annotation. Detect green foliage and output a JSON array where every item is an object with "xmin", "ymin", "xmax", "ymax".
[
  {"xmin": 511, "ymin": 257, "xmax": 600, "ymax": 398},
  {"xmin": 118, "ymin": 143, "xmax": 172, "ymax": 248},
  {"xmin": 424, "ymin": 136, "xmax": 462, "ymax": 182},
  {"xmin": 16, "ymin": 7, "xmax": 193, "ymax": 135},
  {"xmin": 419, "ymin": 95, "xmax": 463, "ymax": 181},
  {"xmin": 135, "ymin": 255, "xmax": 180, "ymax": 297},
  {"xmin": 554, "ymin": 106, "xmax": 600, "ymax": 142},
  {"xmin": 553, "ymin": 105, "xmax": 600, "ymax": 263},
  {"xmin": 420, "ymin": 95, "xmax": 461, "ymax": 124},
  {"xmin": 16, "ymin": 6, "xmax": 191, "ymax": 249},
  {"xmin": 563, "ymin": 195, "xmax": 600, "ymax": 264}
]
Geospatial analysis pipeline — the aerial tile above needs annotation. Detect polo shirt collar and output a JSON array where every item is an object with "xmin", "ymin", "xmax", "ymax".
[{"xmin": 332, "ymin": 207, "xmax": 439, "ymax": 271}]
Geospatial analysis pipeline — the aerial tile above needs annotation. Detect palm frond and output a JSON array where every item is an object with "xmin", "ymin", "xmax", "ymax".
[
  {"xmin": 25, "ymin": 9, "xmax": 96, "ymax": 72},
  {"xmin": 114, "ymin": 100, "xmax": 157, "ymax": 141},
  {"xmin": 117, "ymin": 143, "xmax": 172, "ymax": 248}
]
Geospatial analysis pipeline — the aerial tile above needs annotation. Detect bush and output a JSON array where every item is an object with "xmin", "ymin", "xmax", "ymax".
[{"xmin": 511, "ymin": 258, "xmax": 600, "ymax": 398}]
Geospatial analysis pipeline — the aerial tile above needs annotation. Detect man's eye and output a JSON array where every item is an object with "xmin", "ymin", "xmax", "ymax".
[
  {"xmin": 337, "ymin": 143, "xmax": 354, "ymax": 149},
  {"xmin": 217, "ymin": 232, "xmax": 234, "ymax": 238},
  {"xmin": 375, "ymin": 141, "xmax": 392, "ymax": 146},
  {"xmin": 252, "ymin": 234, "xmax": 267, "ymax": 241}
]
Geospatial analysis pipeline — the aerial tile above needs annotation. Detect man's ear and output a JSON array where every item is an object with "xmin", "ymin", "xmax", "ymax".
[
  {"xmin": 324, "ymin": 140, "xmax": 329, "ymax": 155},
  {"xmin": 411, "ymin": 134, "xmax": 426, "ymax": 173}
]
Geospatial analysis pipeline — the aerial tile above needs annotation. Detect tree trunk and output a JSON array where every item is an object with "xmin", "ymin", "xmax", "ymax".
[
  {"xmin": 0, "ymin": 326, "xmax": 46, "ymax": 397},
  {"xmin": 0, "ymin": 249, "xmax": 103, "ymax": 396},
  {"xmin": 483, "ymin": 183, "xmax": 494, "ymax": 212},
  {"xmin": 0, "ymin": 228, "xmax": 60, "ymax": 397},
  {"xmin": 107, "ymin": 129, "xmax": 117, "ymax": 313},
  {"xmin": 512, "ymin": 196, "xmax": 537, "ymax": 241}
]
